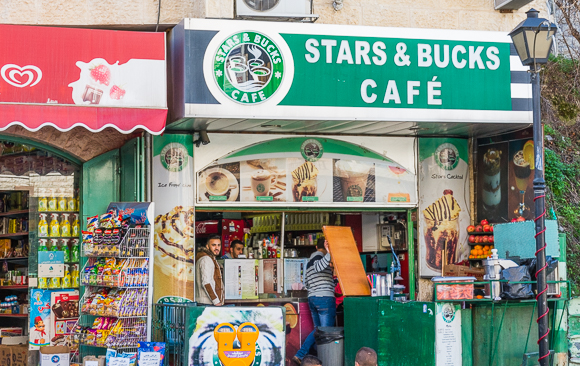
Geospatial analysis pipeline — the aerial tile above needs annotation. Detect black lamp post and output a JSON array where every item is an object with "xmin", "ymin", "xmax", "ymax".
[{"xmin": 509, "ymin": 8, "xmax": 557, "ymax": 366}]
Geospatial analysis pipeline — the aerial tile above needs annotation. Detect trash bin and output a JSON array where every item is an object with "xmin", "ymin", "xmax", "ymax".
[{"xmin": 315, "ymin": 327, "xmax": 344, "ymax": 366}]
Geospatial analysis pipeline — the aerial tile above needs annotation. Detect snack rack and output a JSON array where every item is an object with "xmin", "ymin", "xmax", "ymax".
[{"xmin": 73, "ymin": 202, "xmax": 155, "ymax": 363}]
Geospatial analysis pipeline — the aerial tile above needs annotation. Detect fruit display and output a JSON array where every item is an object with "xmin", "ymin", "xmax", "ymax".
[{"xmin": 467, "ymin": 219, "xmax": 495, "ymax": 260}]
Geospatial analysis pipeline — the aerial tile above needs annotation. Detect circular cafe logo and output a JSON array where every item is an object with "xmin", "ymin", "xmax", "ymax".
[
  {"xmin": 301, "ymin": 139, "xmax": 323, "ymax": 162},
  {"xmin": 441, "ymin": 303, "xmax": 456, "ymax": 323},
  {"xmin": 161, "ymin": 143, "xmax": 188, "ymax": 172},
  {"xmin": 435, "ymin": 143, "xmax": 459, "ymax": 171},
  {"xmin": 213, "ymin": 31, "xmax": 284, "ymax": 104}
]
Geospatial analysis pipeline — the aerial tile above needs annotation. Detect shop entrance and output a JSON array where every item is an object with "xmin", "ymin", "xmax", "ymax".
[{"xmin": 194, "ymin": 207, "xmax": 415, "ymax": 365}]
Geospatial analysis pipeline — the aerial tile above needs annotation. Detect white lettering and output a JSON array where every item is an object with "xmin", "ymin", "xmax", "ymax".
[
  {"xmin": 469, "ymin": 46, "xmax": 485, "ymax": 69},
  {"xmin": 305, "ymin": 39, "xmax": 320, "ymax": 63},
  {"xmin": 241, "ymin": 93, "xmax": 249, "ymax": 103},
  {"xmin": 355, "ymin": 41, "xmax": 371, "ymax": 65},
  {"xmin": 361, "ymin": 79, "xmax": 377, "ymax": 103},
  {"xmin": 383, "ymin": 80, "xmax": 401, "ymax": 104},
  {"xmin": 418, "ymin": 44, "xmax": 432, "ymax": 67},
  {"xmin": 434, "ymin": 44, "xmax": 449, "ymax": 68},
  {"xmin": 427, "ymin": 76, "xmax": 442, "ymax": 105},
  {"xmin": 321, "ymin": 39, "xmax": 337, "ymax": 63},
  {"xmin": 486, "ymin": 46, "xmax": 500, "ymax": 70},
  {"xmin": 407, "ymin": 81, "xmax": 420, "ymax": 104},
  {"xmin": 452, "ymin": 45, "xmax": 467, "ymax": 69},
  {"xmin": 372, "ymin": 42, "xmax": 387, "ymax": 66},
  {"xmin": 336, "ymin": 40, "xmax": 354, "ymax": 64}
]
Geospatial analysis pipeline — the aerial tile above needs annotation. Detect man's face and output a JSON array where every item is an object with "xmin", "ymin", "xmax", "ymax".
[
  {"xmin": 36, "ymin": 321, "xmax": 45, "ymax": 331},
  {"xmin": 207, "ymin": 239, "xmax": 222, "ymax": 256},
  {"xmin": 230, "ymin": 244, "xmax": 244, "ymax": 258}
]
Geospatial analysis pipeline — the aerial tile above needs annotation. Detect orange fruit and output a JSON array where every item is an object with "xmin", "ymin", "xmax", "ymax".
[
  {"xmin": 470, "ymin": 249, "xmax": 476, "ymax": 255},
  {"xmin": 483, "ymin": 245, "xmax": 490, "ymax": 251},
  {"xmin": 475, "ymin": 245, "xmax": 483, "ymax": 250},
  {"xmin": 476, "ymin": 295, "xmax": 484, "ymax": 299}
]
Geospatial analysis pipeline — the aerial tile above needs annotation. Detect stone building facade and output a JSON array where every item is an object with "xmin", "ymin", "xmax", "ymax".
[{"xmin": 0, "ymin": 0, "xmax": 551, "ymax": 162}]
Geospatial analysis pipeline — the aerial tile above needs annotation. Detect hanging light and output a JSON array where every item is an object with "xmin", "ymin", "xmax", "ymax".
[{"xmin": 508, "ymin": 8, "xmax": 557, "ymax": 67}]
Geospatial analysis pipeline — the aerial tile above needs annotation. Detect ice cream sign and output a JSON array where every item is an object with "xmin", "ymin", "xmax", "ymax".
[{"xmin": 183, "ymin": 19, "xmax": 531, "ymax": 124}]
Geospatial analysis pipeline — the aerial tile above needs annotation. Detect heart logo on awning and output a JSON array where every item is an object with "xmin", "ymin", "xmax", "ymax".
[{"xmin": 1, "ymin": 64, "xmax": 43, "ymax": 88}]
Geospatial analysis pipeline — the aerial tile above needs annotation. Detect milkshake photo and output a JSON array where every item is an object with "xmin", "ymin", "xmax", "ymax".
[{"xmin": 333, "ymin": 160, "xmax": 375, "ymax": 202}]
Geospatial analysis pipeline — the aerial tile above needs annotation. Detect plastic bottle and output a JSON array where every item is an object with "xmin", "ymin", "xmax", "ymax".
[
  {"xmin": 38, "ymin": 197, "xmax": 47, "ymax": 212},
  {"xmin": 60, "ymin": 214, "xmax": 71, "ymax": 237},
  {"xmin": 71, "ymin": 241, "xmax": 80, "ymax": 263},
  {"xmin": 38, "ymin": 214, "xmax": 48, "ymax": 237},
  {"xmin": 71, "ymin": 265, "xmax": 79, "ymax": 288},
  {"xmin": 58, "ymin": 197, "xmax": 67, "ymax": 211},
  {"xmin": 48, "ymin": 276, "xmax": 61, "ymax": 289},
  {"xmin": 38, "ymin": 239, "xmax": 48, "ymax": 252},
  {"xmin": 48, "ymin": 197, "xmax": 57, "ymax": 211},
  {"xmin": 38, "ymin": 277, "xmax": 48, "ymax": 289},
  {"xmin": 49, "ymin": 213, "xmax": 60, "ymax": 237},
  {"xmin": 67, "ymin": 197, "xmax": 76, "ymax": 212},
  {"xmin": 62, "ymin": 265, "xmax": 71, "ymax": 289},
  {"xmin": 72, "ymin": 214, "xmax": 80, "ymax": 237},
  {"xmin": 262, "ymin": 240, "xmax": 267, "ymax": 259},
  {"xmin": 61, "ymin": 239, "xmax": 70, "ymax": 262}
]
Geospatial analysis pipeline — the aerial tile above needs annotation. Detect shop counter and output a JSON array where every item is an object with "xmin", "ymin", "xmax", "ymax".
[{"xmin": 225, "ymin": 297, "xmax": 314, "ymax": 366}]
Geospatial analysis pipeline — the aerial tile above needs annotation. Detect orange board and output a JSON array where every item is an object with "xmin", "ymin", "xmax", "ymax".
[{"xmin": 323, "ymin": 226, "xmax": 371, "ymax": 297}]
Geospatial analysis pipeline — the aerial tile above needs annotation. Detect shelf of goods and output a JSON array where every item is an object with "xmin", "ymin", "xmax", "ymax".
[{"xmin": 74, "ymin": 226, "xmax": 152, "ymax": 350}]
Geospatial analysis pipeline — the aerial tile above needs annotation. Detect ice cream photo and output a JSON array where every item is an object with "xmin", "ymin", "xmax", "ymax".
[
  {"xmin": 482, "ymin": 148, "xmax": 502, "ymax": 213},
  {"xmin": 292, "ymin": 161, "xmax": 318, "ymax": 202},
  {"xmin": 423, "ymin": 190, "xmax": 461, "ymax": 270}
]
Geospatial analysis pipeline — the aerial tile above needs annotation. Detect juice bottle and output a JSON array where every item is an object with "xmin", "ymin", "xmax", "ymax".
[
  {"xmin": 49, "ymin": 213, "xmax": 60, "ymax": 237},
  {"xmin": 38, "ymin": 197, "xmax": 47, "ymax": 212},
  {"xmin": 60, "ymin": 214, "xmax": 71, "ymax": 237},
  {"xmin": 72, "ymin": 214, "xmax": 80, "ymax": 237},
  {"xmin": 38, "ymin": 214, "xmax": 48, "ymax": 237},
  {"xmin": 48, "ymin": 197, "xmax": 57, "ymax": 211}
]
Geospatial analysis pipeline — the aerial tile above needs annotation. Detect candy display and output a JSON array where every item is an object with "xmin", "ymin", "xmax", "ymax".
[
  {"xmin": 74, "ymin": 317, "xmax": 147, "ymax": 348},
  {"xmin": 81, "ymin": 288, "xmax": 147, "ymax": 317},
  {"xmin": 81, "ymin": 258, "xmax": 149, "ymax": 287}
]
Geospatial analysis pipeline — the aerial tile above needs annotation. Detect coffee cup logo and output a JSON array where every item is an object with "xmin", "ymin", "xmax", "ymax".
[
  {"xmin": 300, "ymin": 139, "xmax": 323, "ymax": 162},
  {"xmin": 161, "ymin": 143, "xmax": 188, "ymax": 172},
  {"xmin": 435, "ymin": 143, "xmax": 459, "ymax": 171},
  {"xmin": 213, "ymin": 31, "xmax": 284, "ymax": 105}
]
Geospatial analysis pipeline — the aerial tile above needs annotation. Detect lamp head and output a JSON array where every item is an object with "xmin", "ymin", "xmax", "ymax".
[{"xmin": 508, "ymin": 8, "xmax": 557, "ymax": 67}]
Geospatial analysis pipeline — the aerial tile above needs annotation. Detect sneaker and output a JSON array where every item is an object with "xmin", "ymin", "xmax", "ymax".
[{"xmin": 292, "ymin": 356, "xmax": 302, "ymax": 365}]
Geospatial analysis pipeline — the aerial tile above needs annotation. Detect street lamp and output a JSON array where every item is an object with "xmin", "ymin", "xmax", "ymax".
[{"xmin": 509, "ymin": 8, "xmax": 557, "ymax": 366}]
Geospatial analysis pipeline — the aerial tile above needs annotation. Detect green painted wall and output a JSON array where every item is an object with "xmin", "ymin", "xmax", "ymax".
[{"xmin": 344, "ymin": 297, "xmax": 381, "ymax": 366}]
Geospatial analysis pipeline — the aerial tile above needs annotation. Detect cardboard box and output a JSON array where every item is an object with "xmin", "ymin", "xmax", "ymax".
[
  {"xmin": 0, "ymin": 345, "xmax": 28, "ymax": 366},
  {"xmin": 1, "ymin": 336, "xmax": 28, "ymax": 345},
  {"xmin": 40, "ymin": 345, "xmax": 70, "ymax": 366},
  {"xmin": 83, "ymin": 355, "xmax": 105, "ymax": 366},
  {"xmin": 0, "ymin": 327, "xmax": 23, "ymax": 337},
  {"xmin": 443, "ymin": 264, "xmax": 485, "ymax": 281}
]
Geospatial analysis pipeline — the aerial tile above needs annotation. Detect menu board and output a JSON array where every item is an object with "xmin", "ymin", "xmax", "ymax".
[
  {"xmin": 283, "ymin": 258, "xmax": 308, "ymax": 293},
  {"xmin": 224, "ymin": 259, "xmax": 259, "ymax": 300},
  {"xmin": 435, "ymin": 303, "xmax": 462, "ymax": 366},
  {"xmin": 195, "ymin": 137, "xmax": 416, "ymax": 206}
]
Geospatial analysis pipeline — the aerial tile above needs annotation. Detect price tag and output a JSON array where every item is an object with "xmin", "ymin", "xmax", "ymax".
[
  {"xmin": 108, "ymin": 357, "xmax": 130, "ymax": 366},
  {"xmin": 138, "ymin": 352, "xmax": 161, "ymax": 366},
  {"xmin": 84, "ymin": 361, "xmax": 99, "ymax": 366}
]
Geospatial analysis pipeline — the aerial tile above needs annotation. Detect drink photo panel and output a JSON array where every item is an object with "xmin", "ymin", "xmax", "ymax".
[
  {"xmin": 197, "ymin": 162, "xmax": 241, "ymax": 202},
  {"xmin": 477, "ymin": 142, "xmax": 509, "ymax": 223},
  {"xmin": 374, "ymin": 162, "xmax": 417, "ymax": 204},
  {"xmin": 508, "ymin": 140, "xmax": 535, "ymax": 221},
  {"xmin": 240, "ymin": 159, "xmax": 287, "ymax": 202},
  {"xmin": 332, "ymin": 160, "xmax": 376, "ymax": 202},
  {"xmin": 286, "ymin": 158, "xmax": 333, "ymax": 203}
]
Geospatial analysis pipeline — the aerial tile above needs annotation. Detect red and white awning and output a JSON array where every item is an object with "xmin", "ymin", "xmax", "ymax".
[{"xmin": 0, "ymin": 25, "xmax": 167, "ymax": 135}]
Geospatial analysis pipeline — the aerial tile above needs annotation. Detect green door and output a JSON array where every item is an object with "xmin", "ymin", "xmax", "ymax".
[
  {"xmin": 120, "ymin": 137, "xmax": 145, "ymax": 202},
  {"xmin": 82, "ymin": 148, "xmax": 121, "ymax": 223}
]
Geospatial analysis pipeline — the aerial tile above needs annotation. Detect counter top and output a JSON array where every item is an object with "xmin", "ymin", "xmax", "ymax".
[{"xmin": 224, "ymin": 297, "xmax": 307, "ymax": 304}]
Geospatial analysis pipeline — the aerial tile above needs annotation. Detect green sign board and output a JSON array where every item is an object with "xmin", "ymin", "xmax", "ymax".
[{"xmin": 180, "ymin": 19, "xmax": 531, "ymax": 124}]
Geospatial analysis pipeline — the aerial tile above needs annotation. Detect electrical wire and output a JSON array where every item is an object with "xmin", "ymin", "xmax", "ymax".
[{"xmin": 155, "ymin": 0, "xmax": 162, "ymax": 32}]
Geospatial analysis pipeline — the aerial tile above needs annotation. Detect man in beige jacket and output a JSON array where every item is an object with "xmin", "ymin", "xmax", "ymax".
[{"xmin": 195, "ymin": 234, "xmax": 225, "ymax": 306}]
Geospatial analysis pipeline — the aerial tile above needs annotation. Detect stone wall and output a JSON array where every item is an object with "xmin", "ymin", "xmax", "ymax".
[
  {"xmin": 0, "ymin": 0, "xmax": 548, "ymax": 30},
  {"xmin": 0, "ymin": 126, "xmax": 135, "ymax": 162}
]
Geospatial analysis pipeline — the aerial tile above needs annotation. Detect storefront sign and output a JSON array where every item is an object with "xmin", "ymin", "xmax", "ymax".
[
  {"xmin": 435, "ymin": 303, "xmax": 462, "ymax": 366},
  {"xmin": 187, "ymin": 306, "xmax": 285, "ymax": 366},
  {"xmin": 175, "ymin": 19, "xmax": 530, "ymax": 123},
  {"xmin": 153, "ymin": 135, "xmax": 195, "ymax": 303},
  {"xmin": 0, "ymin": 24, "xmax": 167, "ymax": 134},
  {"xmin": 418, "ymin": 138, "xmax": 470, "ymax": 277},
  {"xmin": 194, "ymin": 135, "xmax": 416, "ymax": 207},
  {"xmin": 38, "ymin": 251, "xmax": 64, "ymax": 277}
]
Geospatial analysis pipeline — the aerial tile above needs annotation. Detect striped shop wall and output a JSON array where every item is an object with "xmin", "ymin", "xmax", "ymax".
[{"xmin": 510, "ymin": 43, "xmax": 533, "ymax": 112}]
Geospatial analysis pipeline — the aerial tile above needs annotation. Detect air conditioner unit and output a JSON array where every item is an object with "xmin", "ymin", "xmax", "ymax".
[
  {"xmin": 494, "ymin": 0, "xmax": 534, "ymax": 11},
  {"xmin": 236, "ymin": 0, "xmax": 314, "ymax": 19}
]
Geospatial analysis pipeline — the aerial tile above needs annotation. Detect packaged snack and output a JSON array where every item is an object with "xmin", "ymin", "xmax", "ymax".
[
  {"xmin": 86, "ymin": 215, "xmax": 99, "ymax": 232},
  {"xmin": 138, "ymin": 342, "xmax": 166, "ymax": 366}
]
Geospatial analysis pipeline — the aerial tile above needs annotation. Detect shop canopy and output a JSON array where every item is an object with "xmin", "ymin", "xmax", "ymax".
[{"xmin": 0, "ymin": 25, "xmax": 167, "ymax": 135}]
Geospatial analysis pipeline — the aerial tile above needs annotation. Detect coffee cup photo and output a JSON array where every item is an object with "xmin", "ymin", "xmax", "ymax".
[
  {"xmin": 204, "ymin": 170, "xmax": 237, "ymax": 197},
  {"xmin": 251, "ymin": 169, "xmax": 272, "ymax": 198}
]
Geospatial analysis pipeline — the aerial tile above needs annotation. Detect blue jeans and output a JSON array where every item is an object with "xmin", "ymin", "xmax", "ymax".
[{"xmin": 295, "ymin": 296, "xmax": 336, "ymax": 359}]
